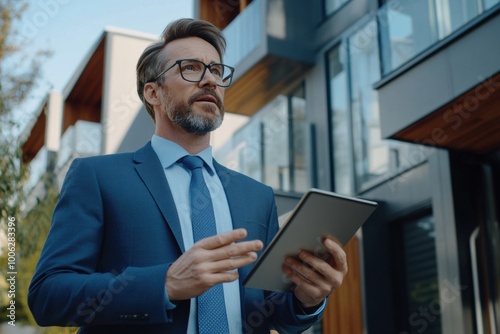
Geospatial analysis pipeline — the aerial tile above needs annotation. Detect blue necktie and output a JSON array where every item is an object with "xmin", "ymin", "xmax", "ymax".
[{"xmin": 181, "ymin": 155, "xmax": 230, "ymax": 334}]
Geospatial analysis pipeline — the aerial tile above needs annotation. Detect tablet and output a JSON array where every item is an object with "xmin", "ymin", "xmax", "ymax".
[{"xmin": 243, "ymin": 188, "xmax": 377, "ymax": 292}]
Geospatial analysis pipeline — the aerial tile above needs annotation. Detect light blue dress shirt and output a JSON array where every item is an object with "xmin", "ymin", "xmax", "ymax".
[{"xmin": 151, "ymin": 135, "xmax": 242, "ymax": 334}]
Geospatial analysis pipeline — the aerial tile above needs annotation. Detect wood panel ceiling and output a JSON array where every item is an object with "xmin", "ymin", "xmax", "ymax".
[
  {"xmin": 393, "ymin": 71, "xmax": 500, "ymax": 155},
  {"xmin": 63, "ymin": 37, "xmax": 104, "ymax": 132},
  {"xmin": 22, "ymin": 103, "xmax": 47, "ymax": 163},
  {"xmin": 224, "ymin": 55, "xmax": 311, "ymax": 116}
]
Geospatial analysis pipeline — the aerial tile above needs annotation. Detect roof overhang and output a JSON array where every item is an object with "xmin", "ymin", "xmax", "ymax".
[{"xmin": 392, "ymin": 71, "xmax": 500, "ymax": 154}]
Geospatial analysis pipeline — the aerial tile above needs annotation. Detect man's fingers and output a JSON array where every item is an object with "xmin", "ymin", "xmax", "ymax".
[
  {"xmin": 197, "ymin": 228, "xmax": 248, "ymax": 250},
  {"xmin": 210, "ymin": 251, "xmax": 260, "ymax": 275},
  {"xmin": 324, "ymin": 238, "xmax": 348, "ymax": 273}
]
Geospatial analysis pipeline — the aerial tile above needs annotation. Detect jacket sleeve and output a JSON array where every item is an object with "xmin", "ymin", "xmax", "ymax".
[{"xmin": 28, "ymin": 158, "xmax": 173, "ymax": 327}]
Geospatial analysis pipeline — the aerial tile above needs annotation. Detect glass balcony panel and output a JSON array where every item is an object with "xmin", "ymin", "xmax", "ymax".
[
  {"xmin": 57, "ymin": 120, "xmax": 102, "ymax": 170},
  {"xmin": 435, "ymin": 0, "xmax": 481, "ymax": 38},
  {"xmin": 57, "ymin": 125, "xmax": 75, "ymax": 169},
  {"xmin": 26, "ymin": 146, "xmax": 48, "ymax": 192},
  {"xmin": 380, "ymin": 0, "xmax": 499, "ymax": 75},
  {"xmin": 484, "ymin": 0, "xmax": 500, "ymax": 10},
  {"xmin": 223, "ymin": 0, "xmax": 262, "ymax": 68},
  {"xmin": 379, "ymin": 0, "xmax": 439, "ymax": 75}
]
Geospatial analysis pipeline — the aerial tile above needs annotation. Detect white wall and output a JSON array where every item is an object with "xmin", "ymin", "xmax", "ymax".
[{"xmin": 101, "ymin": 30, "xmax": 157, "ymax": 154}]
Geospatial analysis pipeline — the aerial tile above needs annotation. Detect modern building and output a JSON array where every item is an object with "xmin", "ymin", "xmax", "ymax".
[
  {"xmin": 195, "ymin": 0, "xmax": 500, "ymax": 333},
  {"xmin": 21, "ymin": 26, "xmax": 158, "ymax": 210},
  {"xmin": 21, "ymin": 0, "xmax": 500, "ymax": 333}
]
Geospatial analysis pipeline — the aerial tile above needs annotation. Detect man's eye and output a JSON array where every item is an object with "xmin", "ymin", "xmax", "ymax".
[
  {"xmin": 183, "ymin": 64, "xmax": 197, "ymax": 72},
  {"xmin": 210, "ymin": 66, "xmax": 223, "ymax": 77}
]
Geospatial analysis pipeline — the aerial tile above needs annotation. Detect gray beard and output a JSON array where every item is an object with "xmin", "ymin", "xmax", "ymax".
[
  {"xmin": 170, "ymin": 107, "xmax": 223, "ymax": 135},
  {"xmin": 161, "ymin": 88, "xmax": 225, "ymax": 135}
]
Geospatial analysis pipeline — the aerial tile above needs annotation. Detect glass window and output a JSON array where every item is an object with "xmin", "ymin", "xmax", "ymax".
[
  {"xmin": 349, "ymin": 20, "xmax": 389, "ymax": 187},
  {"xmin": 435, "ymin": 0, "xmax": 479, "ymax": 38},
  {"xmin": 328, "ymin": 20, "xmax": 425, "ymax": 194},
  {"xmin": 214, "ymin": 84, "xmax": 311, "ymax": 194},
  {"xmin": 218, "ymin": 116, "xmax": 261, "ymax": 182},
  {"xmin": 379, "ymin": 0, "xmax": 499, "ymax": 75},
  {"xmin": 327, "ymin": 44, "xmax": 354, "ymax": 195},
  {"xmin": 379, "ymin": 0, "xmax": 438, "ymax": 75},
  {"xmin": 263, "ymin": 97, "xmax": 290, "ymax": 191},
  {"xmin": 484, "ymin": 0, "xmax": 500, "ymax": 10},
  {"xmin": 290, "ymin": 85, "xmax": 309, "ymax": 193},
  {"xmin": 325, "ymin": 0, "xmax": 349, "ymax": 16}
]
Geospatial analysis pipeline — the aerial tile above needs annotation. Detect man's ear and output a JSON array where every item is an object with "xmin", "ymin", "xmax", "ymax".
[{"xmin": 143, "ymin": 82, "xmax": 161, "ymax": 107}]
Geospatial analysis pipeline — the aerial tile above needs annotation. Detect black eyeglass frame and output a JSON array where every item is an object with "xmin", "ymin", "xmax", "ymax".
[{"xmin": 150, "ymin": 59, "xmax": 235, "ymax": 87}]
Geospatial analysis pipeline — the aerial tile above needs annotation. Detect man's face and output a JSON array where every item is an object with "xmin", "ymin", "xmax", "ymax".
[{"xmin": 157, "ymin": 37, "xmax": 225, "ymax": 135}]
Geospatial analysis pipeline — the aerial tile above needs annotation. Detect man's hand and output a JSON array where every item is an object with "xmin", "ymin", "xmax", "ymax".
[
  {"xmin": 166, "ymin": 228, "xmax": 263, "ymax": 301},
  {"xmin": 282, "ymin": 238, "xmax": 348, "ymax": 309}
]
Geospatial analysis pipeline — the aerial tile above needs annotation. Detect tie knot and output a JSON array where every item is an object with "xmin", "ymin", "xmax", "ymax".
[{"xmin": 181, "ymin": 155, "xmax": 204, "ymax": 171}]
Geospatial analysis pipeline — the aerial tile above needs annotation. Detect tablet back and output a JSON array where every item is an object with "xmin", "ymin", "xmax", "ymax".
[{"xmin": 243, "ymin": 188, "xmax": 377, "ymax": 292}]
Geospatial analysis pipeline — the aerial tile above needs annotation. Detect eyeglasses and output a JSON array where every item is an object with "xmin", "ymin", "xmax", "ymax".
[{"xmin": 151, "ymin": 59, "xmax": 235, "ymax": 87}]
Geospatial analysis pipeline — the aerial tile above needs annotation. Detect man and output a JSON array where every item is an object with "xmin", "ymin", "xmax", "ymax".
[{"xmin": 28, "ymin": 18, "xmax": 347, "ymax": 333}]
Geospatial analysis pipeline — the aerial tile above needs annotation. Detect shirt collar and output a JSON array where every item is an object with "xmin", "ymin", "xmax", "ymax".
[{"xmin": 151, "ymin": 135, "xmax": 215, "ymax": 174}]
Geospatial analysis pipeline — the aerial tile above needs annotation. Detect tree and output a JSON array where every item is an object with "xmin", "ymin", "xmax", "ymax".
[
  {"xmin": 0, "ymin": 0, "xmax": 48, "ymax": 223},
  {"xmin": 0, "ymin": 0, "xmax": 51, "ymax": 329}
]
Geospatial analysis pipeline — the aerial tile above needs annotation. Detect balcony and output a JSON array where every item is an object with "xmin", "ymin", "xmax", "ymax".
[
  {"xmin": 376, "ymin": 0, "xmax": 500, "ymax": 154},
  {"xmin": 25, "ymin": 146, "xmax": 48, "ymax": 193},
  {"xmin": 23, "ymin": 146, "xmax": 49, "ymax": 211},
  {"xmin": 56, "ymin": 120, "xmax": 102, "ymax": 186},
  {"xmin": 222, "ymin": 0, "xmax": 314, "ymax": 116}
]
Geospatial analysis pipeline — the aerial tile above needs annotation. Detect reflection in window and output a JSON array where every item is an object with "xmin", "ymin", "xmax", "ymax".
[
  {"xmin": 379, "ymin": 0, "xmax": 437, "ymax": 74},
  {"xmin": 349, "ymin": 20, "xmax": 389, "ymax": 186},
  {"xmin": 263, "ymin": 86, "xmax": 309, "ymax": 193},
  {"xmin": 290, "ymin": 86, "xmax": 309, "ymax": 193},
  {"xmin": 214, "ymin": 85, "xmax": 310, "ymax": 193},
  {"xmin": 325, "ymin": 0, "xmax": 349, "ymax": 15},
  {"xmin": 379, "ymin": 0, "xmax": 500, "ymax": 75},
  {"xmin": 435, "ymin": 0, "xmax": 481, "ymax": 38},
  {"xmin": 484, "ymin": 0, "xmax": 500, "ymax": 10},
  {"xmin": 263, "ymin": 97, "xmax": 289, "ymax": 190},
  {"xmin": 327, "ymin": 20, "xmax": 421, "ymax": 194},
  {"xmin": 328, "ymin": 44, "xmax": 354, "ymax": 195}
]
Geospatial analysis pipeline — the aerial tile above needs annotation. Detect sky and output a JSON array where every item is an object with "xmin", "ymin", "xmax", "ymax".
[{"xmin": 14, "ymin": 0, "xmax": 194, "ymax": 129}]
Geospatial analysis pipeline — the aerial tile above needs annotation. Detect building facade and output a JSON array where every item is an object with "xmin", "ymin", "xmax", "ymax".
[
  {"xmin": 21, "ymin": 1, "xmax": 500, "ymax": 333},
  {"xmin": 196, "ymin": 0, "xmax": 500, "ymax": 333}
]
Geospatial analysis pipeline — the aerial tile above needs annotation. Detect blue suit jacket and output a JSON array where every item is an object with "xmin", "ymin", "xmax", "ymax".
[{"xmin": 28, "ymin": 142, "xmax": 322, "ymax": 333}]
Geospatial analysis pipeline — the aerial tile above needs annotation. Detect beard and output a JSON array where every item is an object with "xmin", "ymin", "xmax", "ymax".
[{"xmin": 162, "ymin": 88, "xmax": 224, "ymax": 135}]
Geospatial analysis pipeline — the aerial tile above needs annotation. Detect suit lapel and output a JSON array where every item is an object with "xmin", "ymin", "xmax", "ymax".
[{"xmin": 133, "ymin": 142, "xmax": 185, "ymax": 252}]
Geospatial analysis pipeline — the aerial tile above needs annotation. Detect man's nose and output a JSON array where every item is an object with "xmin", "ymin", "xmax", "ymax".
[{"xmin": 198, "ymin": 68, "xmax": 218, "ymax": 87}]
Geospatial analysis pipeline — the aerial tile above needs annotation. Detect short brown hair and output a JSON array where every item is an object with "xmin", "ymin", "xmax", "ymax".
[{"xmin": 136, "ymin": 18, "xmax": 226, "ymax": 121}]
